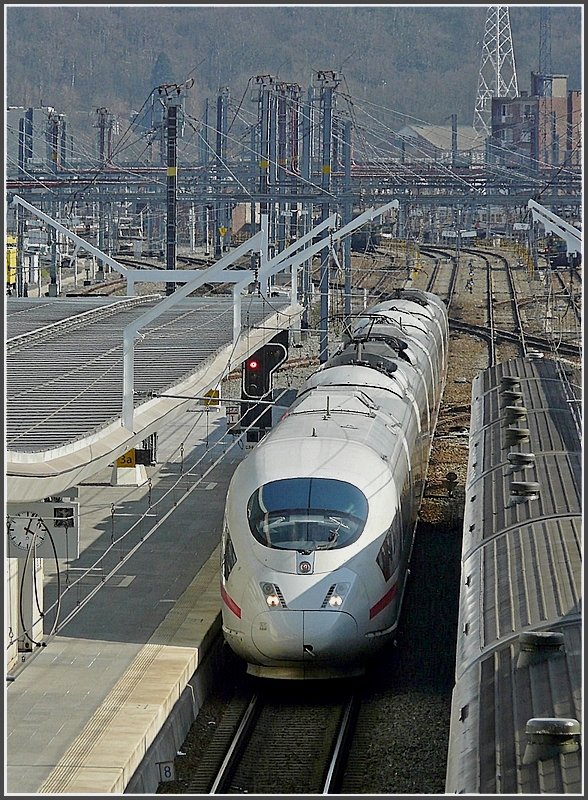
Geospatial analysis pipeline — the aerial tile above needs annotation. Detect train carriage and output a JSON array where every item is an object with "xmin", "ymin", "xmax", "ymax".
[
  {"xmin": 221, "ymin": 289, "xmax": 449, "ymax": 679},
  {"xmin": 445, "ymin": 356, "xmax": 582, "ymax": 793}
]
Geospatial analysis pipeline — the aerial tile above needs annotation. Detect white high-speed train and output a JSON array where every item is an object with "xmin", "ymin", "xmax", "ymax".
[{"xmin": 221, "ymin": 289, "xmax": 449, "ymax": 679}]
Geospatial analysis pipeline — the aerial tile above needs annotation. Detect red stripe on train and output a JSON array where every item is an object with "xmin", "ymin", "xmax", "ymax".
[
  {"xmin": 369, "ymin": 583, "xmax": 398, "ymax": 619},
  {"xmin": 220, "ymin": 583, "xmax": 242, "ymax": 619}
]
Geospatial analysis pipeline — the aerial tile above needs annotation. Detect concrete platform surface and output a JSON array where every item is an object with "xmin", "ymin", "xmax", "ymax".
[{"xmin": 6, "ymin": 405, "xmax": 243, "ymax": 794}]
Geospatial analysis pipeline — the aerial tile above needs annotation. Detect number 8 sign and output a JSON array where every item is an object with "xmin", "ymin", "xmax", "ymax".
[{"xmin": 157, "ymin": 761, "xmax": 176, "ymax": 782}]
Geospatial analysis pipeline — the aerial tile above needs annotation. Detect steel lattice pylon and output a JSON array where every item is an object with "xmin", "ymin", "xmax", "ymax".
[{"xmin": 473, "ymin": 5, "xmax": 519, "ymax": 136}]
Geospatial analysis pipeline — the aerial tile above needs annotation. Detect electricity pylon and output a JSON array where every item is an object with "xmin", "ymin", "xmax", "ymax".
[{"xmin": 473, "ymin": 5, "xmax": 519, "ymax": 136}]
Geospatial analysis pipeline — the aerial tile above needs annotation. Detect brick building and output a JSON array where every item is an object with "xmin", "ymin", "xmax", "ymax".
[{"xmin": 490, "ymin": 73, "xmax": 581, "ymax": 170}]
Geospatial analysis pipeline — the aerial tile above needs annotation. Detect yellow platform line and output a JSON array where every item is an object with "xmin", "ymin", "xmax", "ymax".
[{"xmin": 39, "ymin": 547, "xmax": 221, "ymax": 794}]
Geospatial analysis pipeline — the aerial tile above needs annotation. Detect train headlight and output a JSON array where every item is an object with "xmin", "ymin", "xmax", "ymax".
[
  {"xmin": 323, "ymin": 582, "xmax": 350, "ymax": 608},
  {"xmin": 260, "ymin": 582, "xmax": 287, "ymax": 608}
]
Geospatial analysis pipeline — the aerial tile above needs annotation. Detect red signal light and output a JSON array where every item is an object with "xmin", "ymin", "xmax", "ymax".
[{"xmin": 248, "ymin": 359, "xmax": 259, "ymax": 370}]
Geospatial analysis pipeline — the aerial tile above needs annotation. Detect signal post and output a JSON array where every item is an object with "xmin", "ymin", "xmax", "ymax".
[{"xmin": 235, "ymin": 330, "xmax": 289, "ymax": 443}]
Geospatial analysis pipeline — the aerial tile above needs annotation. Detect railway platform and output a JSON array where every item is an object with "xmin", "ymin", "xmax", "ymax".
[{"xmin": 6, "ymin": 407, "xmax": 242, "ymax": 794}]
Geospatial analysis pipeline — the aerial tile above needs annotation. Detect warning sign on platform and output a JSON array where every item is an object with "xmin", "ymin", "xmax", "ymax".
[
  {"xmin": 218, "ymin": 226, "xmax": 227, "ymax": 237},
  {"xmin": 204, "ymin": 389, "xmax": 220, "ymax": 406}
]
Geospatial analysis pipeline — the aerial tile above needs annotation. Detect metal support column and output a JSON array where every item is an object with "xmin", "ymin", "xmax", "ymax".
[
  {"xmin": 300, "ymin": 90, "xmax": 312, "ymax": 329},
  {"xmin": 258, "ymin": 77, "xmax": 272, "ymax": 222},
  {"xmin": 48, "ymin": 201, "xmax": 58, "ymax": 296},
  {"xmin": 215, "ymin": 87, "xmax": 229, "ymax": 257},
  {"xmin": 276, "ymin": 84, "xmax": 287, "ymax": 256},
  {"xmin": 342, "ymin": 117, "xmax": 353, "ymax": 318},
  {"xmin": 165, "ymin": 99, "xmax": 178, "ymax": 294},
  {"xmin": 16, "ymin": 204, "xmax": 26, "ymax": 297},
  {"xmin": 267, "ymin": 89, "xmax": 278, "ymax": 264},
  {"xmin": 317, "ymin": 73, "xmax": 337, "ymax": 363},
  {"xmin": 451, "ymin": 114, "xmax": 458, "ymax": 168}
]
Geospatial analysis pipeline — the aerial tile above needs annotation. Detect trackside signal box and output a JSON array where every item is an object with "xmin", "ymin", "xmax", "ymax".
[{"xmin": 237, "ymin": 330, "xmax": 289, "ymax": 433}]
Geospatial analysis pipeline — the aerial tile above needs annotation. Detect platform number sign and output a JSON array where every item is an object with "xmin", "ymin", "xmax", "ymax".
[
  {"xmin": 158, "ymin": 760, "xmax": 176, "ymax": 782},
  {"xmin": 116, "ymin": 449, "xmax": 136, "ymax": 468}
]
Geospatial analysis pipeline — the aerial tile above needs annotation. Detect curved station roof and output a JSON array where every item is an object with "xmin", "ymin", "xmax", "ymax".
[{"xmin": 6, "ymin": 294, "xmax": 297, "ymax": 502}]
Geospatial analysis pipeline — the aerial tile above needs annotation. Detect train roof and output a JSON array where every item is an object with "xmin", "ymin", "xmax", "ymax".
[
  {"xmin": 301, "ymin": 363, "xmax": 409, "ymax": 394},
  {"xmin": 446, "ymin": 356, "xmax": 582, "ymax": 795},
  {"xmin": 227, "ymin": 426, "xmax": 400, "ymax": 517}
]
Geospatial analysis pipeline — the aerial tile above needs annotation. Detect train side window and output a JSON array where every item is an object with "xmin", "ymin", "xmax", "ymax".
[
  {"xmin": 376, "ymin": 512, "xmax": 401, "ymax": 581},
  {"xmin": 222, "ymin": 522, "xmax": 237, "ymax": 580}
]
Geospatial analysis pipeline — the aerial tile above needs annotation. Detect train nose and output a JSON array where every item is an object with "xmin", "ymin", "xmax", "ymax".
[{"xmin": 251, "ymin": 610, "xmax": 361, "ymax": 662}]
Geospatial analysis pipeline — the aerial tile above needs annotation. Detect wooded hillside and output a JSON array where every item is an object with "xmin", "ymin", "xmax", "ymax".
[{"xmin": 6, "ymin": 5, "xmax": 582, "ymax": 130}]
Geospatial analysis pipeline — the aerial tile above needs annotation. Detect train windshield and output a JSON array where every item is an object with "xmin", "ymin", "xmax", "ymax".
[{"xmin": 247, "ymin": 478, "xmax": 368, "ymax": 551}]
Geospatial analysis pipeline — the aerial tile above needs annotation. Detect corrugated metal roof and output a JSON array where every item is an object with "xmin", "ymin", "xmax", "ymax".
[
  {"xmin": 446, "ymin": 357, "xmax": 582, "ymax": 795},
  {"xmin": 6, "ymin": 295, "xmax": 290, "ymax": 454},
  {"xmin": 5, "ymin": 294, "xmax": 298, "ymax": 503}
]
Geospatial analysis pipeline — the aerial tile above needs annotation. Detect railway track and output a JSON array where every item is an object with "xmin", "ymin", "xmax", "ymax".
[
  {"xmin": 185, "ymin": 684, "xmax": 360, "ymax": 794},
  {"xmin": 158, "ymin": 506, "xmax": 462, "ymax": 796},
  {"xmin": 446, "ymin": 318, "xmax": 580, "ymax": 357},
  {"xmin": 68, "ymin": 254, "xmax": 237, "ymax": 297},
  {"xmin": 462, "ymin": 246, "xmax": 528, "ymax": 356},
  {"xmin": 486, "ymin": 253, "xmax": 497, "ymax": 365},
  {"xmin": 419, "ymin": 246, "xmax": 459, "ymax": 307},
  {"xmin": 418, "ymin": 244, "xmax": 579, "ymax": 363},
  {"xmin": 552, "ymin": 268, "xmax": 582, "ymax": 325},
  {"xmin": 414, "ymin": 245, "xmax": 500, "ymax": 363},
  {"xmin": 320, "ymin": 241, "xmax": 581, "ymax": 365}
]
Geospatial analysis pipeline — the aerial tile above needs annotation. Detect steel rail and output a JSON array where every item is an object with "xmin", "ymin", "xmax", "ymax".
[
  {"xmin": 322, "ymin": 694, "xmax": 359, "ymax": 794},
  {"xmin": 209, "ymin": 693, "xmax": 261, "ymax": 794}
]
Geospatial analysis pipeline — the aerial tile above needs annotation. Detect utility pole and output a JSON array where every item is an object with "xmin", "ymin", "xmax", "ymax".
[
  {"xmin": 249, "ymin": 108, "xmax": 258, "ymax": 251},
  {"xmin": 165, "ymin": 94, "xmax": 179, "ymax": 294},
  {"xmin": 288, "ymin": 84, "xmax": 301, "ymax": 211},
  {"xmin": 200, "ymin": 97, "xmax": 210, "ymax": 167},
  {"xmin": 17, "ymin": 116, "xmax": 26, "ymax": 177},
  {"xmin": 271, "ymin": 81, "xmax": 302, "ymax": 268},
  {"xmin": 215, "ymin": 86, "xmax": 230, "ymax": 257},
  {"xmin": 315, "ymin": 69, "xmax": 339, "ymax": 363},
  {"xmin": 342, "ymin": 116, "xmax": 353, "ymax": 318},
  {"xmin": 95, "ymin": 108, "xmax": 115, "ymax": 277},
  {"xmin": 16, "ymin": 203, "xmax": 26, "ymax": 297},
  {"xmin": 95, "ymin": 107, "xmax": 115, "ymax": 166},
  {"xmin": 456, "ymin": 206, "xmax": 462, "ymax": 272},
  {"xmin": 257, "ymin": 75, "xmax": 273, "ymax": 226},
  {"xmin": 255, "ymin": 74, "xmax": 283, "ymax": 274},
  {"xmin": 268, "ymin": 86, "xmax": 278, "ymax": 264},
  {"xmin": 97, "ymin": 108, "xmax": 106, "ymax": 163},
  {"xmin": 199, "ymin": 99, "xmax": 211, "ymax": 249},
  {"xmin": 300, "ymin": 88, "xmax": 312, "ymax": 329},
  {"xmin": 48, "ymin": 216, "xmax": 58, "ymax": 296},
  {"xmin": 276, "ymin": 83, "xmax": 288, "ymax": 255},
  {"xmin": 47, "ymin": 111, "xmax": 59, "ymax": 173},
  {"xmin": 159, "ymin": 81, "xmax": 192, "ymax": 295}
]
